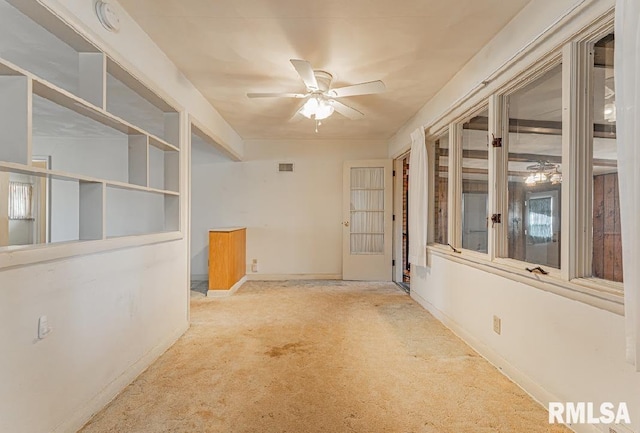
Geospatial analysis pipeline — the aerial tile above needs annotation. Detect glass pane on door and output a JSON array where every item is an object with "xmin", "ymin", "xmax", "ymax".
[{"xmin": 350, "ymin": 167, "xmax": 384, "ymax": 254}]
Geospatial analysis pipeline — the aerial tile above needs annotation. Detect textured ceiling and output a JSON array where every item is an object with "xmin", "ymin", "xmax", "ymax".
[{"xmin": 117, "ymin": 0, "xmax": 532, "ymax": 140}]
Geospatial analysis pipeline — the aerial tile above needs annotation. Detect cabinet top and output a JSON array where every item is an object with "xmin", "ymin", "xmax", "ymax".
[{"xmin": 209, "ymin": 227, "xmax": 246, "ymax": 232}]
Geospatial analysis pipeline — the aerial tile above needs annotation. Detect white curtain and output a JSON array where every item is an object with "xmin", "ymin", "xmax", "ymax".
[
  {"xmin": 8, "ymin": 182, "xmax": 34, "ymax": 220},
  {"xmin": 408, "ymin": 127, "xmax": 428, "ymax": 268},
  {"xmin": 615, "ymin": 0, "xmax": 640, "ymax": 370}
]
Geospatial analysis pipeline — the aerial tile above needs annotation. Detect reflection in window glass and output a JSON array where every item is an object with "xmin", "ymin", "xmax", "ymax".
[
  {"xmin": 433, "ymin": 132, "xmax": 449, "ymax": 245},
  {"xmin": 528, "ymin": 197, "xmax": 553, "ymax": 243},
  {"xmin": 461, "ymin": 110, "xmax": 489, "ymax": 253},
  {"xmin": 507, "ymin": 64, "xmax": 562, "ymax": 268},
  {"xmin": 592, "ymin": 33, "xmax": 622, "ymax": 282}
]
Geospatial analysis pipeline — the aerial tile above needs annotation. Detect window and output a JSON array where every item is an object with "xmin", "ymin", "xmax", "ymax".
[
  {"xmin": 8, "ymin": 181, "xmax": 34, "ymax": 220},
  {"xmin": 422, "ymin": 15, "xmax": 622, "ymax": 311},
  {"xmin": 461, "ymin": 109, "xmax": 489, "ymax": 253},
  {"xmin": 433, "ymin": 131, "xmax": 449, "ymax": 245},
  {"xmin": 591, "ymin": 33, "xmax": 622, "ymax": 282},
  {"xmin": 506, "ymin": 64, "xmax": 563, "ymax": 268}
]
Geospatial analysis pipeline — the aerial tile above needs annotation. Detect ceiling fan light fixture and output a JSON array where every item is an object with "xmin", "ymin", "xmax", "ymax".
[
  {"xmin": 300, "ymin": 97, "xmax": 319, "ymax": 119},
  {"xmin": 524, "ymin": 174, "xmax": 537, "ymax": 186},
  {"xmin": 604, "ymin": 102, "xmax": 616, "ymax": 123},
  {"xmin": 523, "ymin": 161, "xmax": 562, "ymax": 186},
  {"xmin": 315, "ymin": 100, "xmax": 334, "ymax": 120},
  {"xmin": 300, "ymin": 96, "xmax": 334, "ymax": 120},
  {"xmin": 549, "ymin": 167, "xmax": 562, "ymax": 184}
]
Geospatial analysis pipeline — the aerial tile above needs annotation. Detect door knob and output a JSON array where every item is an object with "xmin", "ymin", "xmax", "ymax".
[{"xmin": 343, "ymin": 221, "xmax": 350, "ymax": 227}]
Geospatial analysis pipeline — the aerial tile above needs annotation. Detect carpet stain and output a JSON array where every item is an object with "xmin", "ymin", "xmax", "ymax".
[
  {"xmin": 265, "ymin": 342, "xmax": 307, "ymax": 358},
  {"xmin": 79, "ymin": 280, "xmax": 572, "ymax": 433}
]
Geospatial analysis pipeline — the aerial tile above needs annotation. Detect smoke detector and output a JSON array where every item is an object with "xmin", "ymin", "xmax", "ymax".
[{"xmin": 95, "ymin": 1, "xmax": 120, "ymax": 33}]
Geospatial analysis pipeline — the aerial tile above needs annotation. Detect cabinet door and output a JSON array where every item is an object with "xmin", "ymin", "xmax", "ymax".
[{"xmin": 208, "ymin": 232, "xmax": 231, "ymax": 290}]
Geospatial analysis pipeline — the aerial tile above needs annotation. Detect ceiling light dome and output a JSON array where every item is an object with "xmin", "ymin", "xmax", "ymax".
[
  {"xmin": 315, "ymin": 100, "xmax": 334, "ymax": 120},
  {"xmin": 300, "ymin": 97, "xmax": 319, "ymax": 118},
  {"xmin": 604, "ymin": 102, "xmax": 616, "ymax": 123},
  {"xmin": 300, "ymin": 96, "xmax": 334, "ymax": 120}
]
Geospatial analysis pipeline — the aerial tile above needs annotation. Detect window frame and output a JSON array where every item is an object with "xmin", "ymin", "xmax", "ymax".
[
  {"xmin": 495, "ymin": 58, "xmax": 564, "ymax": 281},
  {"xmin": 428, "ymin": 127, "xmax": 451, "ymax": 248},
  {"xmin": 451, "ymin": 104, "xmax": 490, "ymax": 258},
  {"xmin": 424, "ymin": 11, "xmax": 623, "ymax": 314}
]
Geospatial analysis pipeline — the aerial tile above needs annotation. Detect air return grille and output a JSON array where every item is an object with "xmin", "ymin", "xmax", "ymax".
[{"xmin": 278, "ymin": 163, "xmax": 294, "ymax": 172}]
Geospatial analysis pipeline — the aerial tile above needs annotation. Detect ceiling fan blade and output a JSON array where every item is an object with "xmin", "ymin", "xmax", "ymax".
[
  {"xmin": 330, "ymin": 100, "xmax": 365, "ymax": 120},
  {"xmin": 247, "ymin": 92, "xmax": 307, "ymax": 99},
  {"xmin": 328, "ymin": 80, "xmax": 386, "ymax": 98},
  {"xmin": 290, "ymin": 59, "xmax": 319, "ymax": 91},
  {"xmin": 289, "ymin": 98, "xmax": 309, "ymax": 122}
]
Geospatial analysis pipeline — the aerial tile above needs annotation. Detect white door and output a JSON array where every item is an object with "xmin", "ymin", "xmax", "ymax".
[{"xmin": 342, "ymin": 159, "xmax": 393, "ymax": 281}]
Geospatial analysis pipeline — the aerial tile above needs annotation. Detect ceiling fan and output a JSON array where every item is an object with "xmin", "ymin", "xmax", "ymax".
[{"xmin": 247, "ymin": 59, "xmax": 385, "ymax": 128}]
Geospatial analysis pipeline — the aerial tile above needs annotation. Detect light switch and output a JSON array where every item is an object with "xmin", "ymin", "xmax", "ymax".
[{"xmin": 38, "ymin": 315, "xmax": 52, "ymax": 339}]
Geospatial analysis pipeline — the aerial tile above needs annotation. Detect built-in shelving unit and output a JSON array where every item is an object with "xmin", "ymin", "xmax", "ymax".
[{"xmin": 0, "ymin": 0, "xmax": 181, "ymax": 250}]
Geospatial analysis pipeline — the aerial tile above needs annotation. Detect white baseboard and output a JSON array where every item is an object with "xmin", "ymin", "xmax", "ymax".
[
  {"xmin": 54, "ymin": 323, "xmax": 189, "ymax": 433},
  {"xmin": 410, "ymin": 291, "xmax": 599, "ymax": 433},
  {"xmin": 207, "ymin": 276, "xmax": 247, "ymax": 297},
  {"xmin": 246, "ymin": 273, "xmax": 342, "ymax": 281}
]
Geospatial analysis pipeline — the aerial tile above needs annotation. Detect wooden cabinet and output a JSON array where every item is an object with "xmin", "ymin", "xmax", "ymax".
[{"xmin": 208, "ymin": 228, "xmax": 246, "ymax": 291}]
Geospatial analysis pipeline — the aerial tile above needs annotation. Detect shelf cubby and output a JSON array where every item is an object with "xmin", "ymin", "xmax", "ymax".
[
  {"xmin": 1, "ymin": 0, "xmax": 100, "ymax": 99},
  {"xmin": 128, "ymin": 135, "xmax": 149, "ymax": 187},
  {"xmin": 106, "ymin": 186, "xmax": 177, "ymax": 238},
  {"xmin": 79, "ymin": 181, "xmax": 104, "ymax": 241},
  {"xmin": 106, "ymin": 58, "xmax": 179, "ymax": 147}
]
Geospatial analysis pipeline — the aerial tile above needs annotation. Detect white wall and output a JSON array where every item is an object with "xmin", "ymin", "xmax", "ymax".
[
  {"xmin": 106, "ymin": 187, "xmax": 165, "ymax": 237},
  {"xmin": 33, "ymin": 136, "xmax": 129, "ymax": 183},
  {"xmin": 191, "ymin": 139, "xmax": 387, "ymax": 279},
  {"xmin": 410, "ymin": 256, "xmax": 640, "ymax": 433},
  {"xmin": 0, "ymin": 242, "xmax": 187, "ymax": 433},
  {"xmin": 390, "ymin": 0, "xmax": 639, "ymax": 431}
]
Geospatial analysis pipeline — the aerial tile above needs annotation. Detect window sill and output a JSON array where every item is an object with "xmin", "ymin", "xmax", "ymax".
[
  {"xmin": 426, "ymin": 244, "xmax": 624, "ymax": 315},
  {"xmin": 0, "ymin": 231, "xmax": 184, "ymax": 271}
]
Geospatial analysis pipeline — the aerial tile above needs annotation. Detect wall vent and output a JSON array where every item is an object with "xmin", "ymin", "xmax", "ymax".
[{"xmin": 278, "ymin": 163, "xmax": 294, "ymax": 172}]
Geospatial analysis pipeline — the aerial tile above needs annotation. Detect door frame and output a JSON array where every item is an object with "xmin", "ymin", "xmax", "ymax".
[
  {"xmin": 392, "ymin": 158, "xmax": 403, "ymax": 283},
  {"xmin": 342, "ymin": 159, "xmax": 393, "ymax": 281}
]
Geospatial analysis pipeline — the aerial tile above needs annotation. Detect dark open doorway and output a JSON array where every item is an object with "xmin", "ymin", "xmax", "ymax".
[{"xmin": 402, "ymin": 155, "xmax": 410, "ymax": 286}]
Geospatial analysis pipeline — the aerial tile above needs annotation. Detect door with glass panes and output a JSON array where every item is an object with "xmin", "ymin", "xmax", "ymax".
[{"xmin": 342, "ymin": 160, "xmax": 393, "ymax": 281}]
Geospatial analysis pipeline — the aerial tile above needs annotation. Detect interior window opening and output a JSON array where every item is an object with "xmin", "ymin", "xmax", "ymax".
[
  {"xmin": 592, "ymin": 33, "xmax": 622, "ymax": 282},
  {"xmin": 506, "ymin": 64, "xmax": 563, "ymax": 269},
  {"xmin": 433, "ymin": 131, "xmax": 449, "ymax": 246},
  {"xmin": 461, "ymin": 109, "xmax": 489, "ymax": 253}
]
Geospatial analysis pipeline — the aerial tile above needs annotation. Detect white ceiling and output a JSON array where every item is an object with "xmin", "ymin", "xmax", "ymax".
[{"xmin": 117, "ymin": 0, "xmax": 532, "ymax": 141}]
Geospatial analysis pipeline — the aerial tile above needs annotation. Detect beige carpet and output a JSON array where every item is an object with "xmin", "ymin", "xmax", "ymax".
[{"xmin": 80, "ymin": 280, "xmax": 570, "ymax": 433}]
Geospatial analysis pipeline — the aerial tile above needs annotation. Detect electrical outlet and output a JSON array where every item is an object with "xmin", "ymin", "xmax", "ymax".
[
  {"xmin": 251, "ymin": 259, "xmax": 258, "ymax": 273},
  {"xmin": 493, "ymin": 315, "xmax": 501, "ymax": 335}
]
